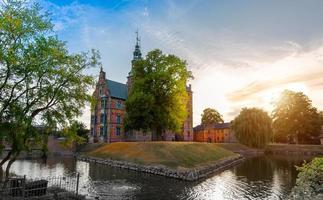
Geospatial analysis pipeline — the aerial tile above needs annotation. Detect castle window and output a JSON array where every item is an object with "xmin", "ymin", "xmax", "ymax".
[
  {"xmin": 101, "ymin": 99, "xmax": 106, "ymax": 109},
  {"xmin": 100, "ymin": 127, "xmax": 103, "ymax": 136},
  {"xmin": 101, "ymin": 113, "xmax": 106, "ymax": 124},
  {"xmin": 116, "ymin": 114, "xmax": 121, "ymax": 124},
  {"xmin": 116, "ymin": 127, "xmax": 121, "ymax": 135}
]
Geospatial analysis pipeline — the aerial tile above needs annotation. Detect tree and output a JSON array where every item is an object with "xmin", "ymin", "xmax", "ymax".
[
  {"xmin": 59, "ymin": 121, "xmax": 89, "ymax": 152},
  {"xmin": 124, "ymin": 49, "xmax": 192, "ymax": 140},
  {"xmin": 69, "ymin": 121, "xmax": 89, "ymax": 144},
  {"xmin": 319, "ymin": 111, "xmax": 323, "ymax": 127},
  {"xmin": 0, "ymin": 0, "xmax": 97, "ymax": 178},
  {"xmin": 232, "ymin": 108, "xmax": 273, "ymax": 148},
  {"xmin": 290, "ymin": 157, "xmax": 323, "ymax": 200},
  {"xmin": 201, "ymin": 108, "xmax": 224, "ymax": 125},
  {"xmin": 272, "ymin": 90, "xmax": 321, "ymax": 144}
]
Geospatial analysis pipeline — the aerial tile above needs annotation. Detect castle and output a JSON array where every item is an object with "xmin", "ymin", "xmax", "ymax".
[{"xmin": 90, "ymin": 33, "xmax": 193, "ymax": 143}]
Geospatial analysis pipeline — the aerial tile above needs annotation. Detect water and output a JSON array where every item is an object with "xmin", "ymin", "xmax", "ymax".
[{"xmin": 3, "ymin": 155, "xmax": 314, "ymax": 200}]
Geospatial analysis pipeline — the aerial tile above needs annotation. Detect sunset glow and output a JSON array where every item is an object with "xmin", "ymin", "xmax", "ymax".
[{"xmin": 40, "ymin": 0, "xmax": 323, "ymax": 126}]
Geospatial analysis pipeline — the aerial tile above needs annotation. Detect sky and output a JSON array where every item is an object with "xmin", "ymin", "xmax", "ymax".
[{"xmin": 40, "ymin": 0, "xmax": 323, "ymax": 127}]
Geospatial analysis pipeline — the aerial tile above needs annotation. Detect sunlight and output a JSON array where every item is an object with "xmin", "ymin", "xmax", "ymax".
[{"xmin": 261, "ymin": 82, "xmax": 308, "ymax": 111}]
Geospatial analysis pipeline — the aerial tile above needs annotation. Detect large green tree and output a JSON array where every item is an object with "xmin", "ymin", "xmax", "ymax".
[
  {"xmin": 232, "ymin": 107, "xmax": 273, "ymax": 148},
  {"xmin": 272, "ymin": 90, "xmax": 321, "ymax": 144},
  {"xmin": 0, "ymin": 0, "xmax": 97, "ymax": 177},
  {"xmin": 201, "ymin": 108, "xmax": 224, "ymax": 125},
  {"xmin": 124, "ymin": 49, "xmax": 192, "ymax": 140}
]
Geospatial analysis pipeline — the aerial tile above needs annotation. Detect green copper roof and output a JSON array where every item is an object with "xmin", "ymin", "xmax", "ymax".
[{"xmin": 106, "ymin": 79, "xmax": 128, "ymax": 100}]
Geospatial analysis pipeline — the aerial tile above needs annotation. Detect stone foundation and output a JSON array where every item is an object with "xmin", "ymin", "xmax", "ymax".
[{"xmin": 76, "ymin": 155, "xmax": 244, "ymax": 181}]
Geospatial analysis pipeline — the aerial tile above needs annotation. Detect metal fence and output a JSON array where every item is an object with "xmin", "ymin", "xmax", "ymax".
[{"xmin": 0, "ymin": 173, "xmax": 81, "ymax": 199}]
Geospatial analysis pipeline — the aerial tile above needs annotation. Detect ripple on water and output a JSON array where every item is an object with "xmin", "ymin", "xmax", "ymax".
[{"xmin": 93, "ymin": 180, "xmax": 140, "ymax": 200}]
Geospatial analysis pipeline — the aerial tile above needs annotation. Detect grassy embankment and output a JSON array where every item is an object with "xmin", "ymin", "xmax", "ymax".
[{"xmin": 86, "ymin": 142, "xmax": 238, "ymax": 169}]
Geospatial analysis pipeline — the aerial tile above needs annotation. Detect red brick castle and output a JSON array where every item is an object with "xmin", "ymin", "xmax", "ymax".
[{"xmin": 90, "ymin": 33, "xmax": 193, "ymax": 143}]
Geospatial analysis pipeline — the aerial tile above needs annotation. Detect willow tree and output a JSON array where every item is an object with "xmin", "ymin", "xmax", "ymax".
[
  {"xmin": 232, "ymin": 108, "xmax": 273, "ymax": 148},
  {"xmin": 201, "ymin": 108, "xmax": 224, "ymax": 125},
  {"xmin": 272, "ymin": 90, "xmax": 321, "ymax": 144},
  {"xmin": 124, "ymin": 49, "xmax": 192, "ymax": 140},
  {"xmin": 0, "ymin": 0, "xmax": 97, "ymax": 177}
]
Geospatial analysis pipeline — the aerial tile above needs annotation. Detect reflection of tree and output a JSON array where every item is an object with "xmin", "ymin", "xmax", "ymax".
[
  {"xmin": 235, "ymin": 156, "xmax": 274, "ymax": 181},
  {"xmin": 265, "ymin": 155, "xmax": 312, "ymax": 190},
  {"xmin": 234, "ymin": 155, "xmax": 315, "ymax": 198},
  {"xmin": 40, "ymin": 157, "xmax": 76, "ymax": 172},
  {"xmin": 233, "ymin": 156, "xmax": 275, "ymax": 199}
]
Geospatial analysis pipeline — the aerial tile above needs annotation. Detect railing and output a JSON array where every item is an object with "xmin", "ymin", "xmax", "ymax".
[{"xmin": 0, "ymin": 172, "xmax": 82, "ymax": 199}]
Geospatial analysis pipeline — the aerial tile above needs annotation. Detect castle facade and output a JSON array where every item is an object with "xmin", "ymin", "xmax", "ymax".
[{"xmin": 90, "ymin": 35, "xmax": 193, "ymax": 143}]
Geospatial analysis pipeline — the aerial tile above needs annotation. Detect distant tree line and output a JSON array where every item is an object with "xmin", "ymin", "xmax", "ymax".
[{"xmin": 201, "ymin": 90, "xmax": 323, "ymax": 148}]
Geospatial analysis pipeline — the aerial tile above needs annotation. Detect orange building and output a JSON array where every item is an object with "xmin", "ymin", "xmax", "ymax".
[{"xmin": 193, "ymin": 123, "xmax": 237, "ymax": 143}]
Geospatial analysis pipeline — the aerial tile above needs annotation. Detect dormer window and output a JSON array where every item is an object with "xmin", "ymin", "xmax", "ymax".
[{"xmin": 116, "ymin": 101, "xmax": 122, "ymax": 109}]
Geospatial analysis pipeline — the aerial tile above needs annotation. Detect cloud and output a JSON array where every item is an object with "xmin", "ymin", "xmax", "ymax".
[
  {"xmin": 142, "ymin": 7, "xmax": 149, "ymax": 17},
  {"xmin": 227, "ymin": 45, "xmax": 323, "ymax": 102},
  {"xmin": 39, "ymin": 0, "xmax": 323, "ymax": 127},
  {"xmin": 41, "ymin": 1, "xmax": 87, "ymax": 32},
  {"xmin": 227, "ymin": 71, "xmax": 323, "ymax": 102}
]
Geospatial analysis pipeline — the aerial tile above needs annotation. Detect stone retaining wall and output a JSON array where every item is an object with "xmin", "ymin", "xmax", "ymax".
[
  {"xmin": 76, "ymin": 155, "xmax": 245, "ymax": 181},
  {"xmin": 265, "ymin": 150, "xmax": 323, "ymax": 156},
  {"xmin": 265, "ymin": 144, "xmax": 323, "ymax": 156}
]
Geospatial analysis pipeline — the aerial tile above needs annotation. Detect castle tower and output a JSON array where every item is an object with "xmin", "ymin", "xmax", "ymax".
[
  {"xmin": 127, "ymin": 30, "xmax": 142, "ymax": 90},
  {"xmin": 132, "ymin": 30, "xmax": 142, "ymax": 63}
]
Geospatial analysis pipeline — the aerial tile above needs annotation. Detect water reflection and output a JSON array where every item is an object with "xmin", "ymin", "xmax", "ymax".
[{"xmin": 2, "ymin": 155, "xmax": 313, "ymax": 200}]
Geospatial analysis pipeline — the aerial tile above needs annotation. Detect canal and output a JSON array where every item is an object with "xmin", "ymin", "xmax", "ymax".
[{"xmin": 3, "ymin": 155, "xmax": 313, "ymax": 200}]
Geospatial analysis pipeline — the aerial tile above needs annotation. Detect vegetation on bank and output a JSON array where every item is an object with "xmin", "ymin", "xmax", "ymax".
[
  {"xmin": 290, "ymin": 157, "xmax": 323, "ymax": 200},
  {"xmin": 86, "ymin": 142, "xmax": 237, "ymax": 168}
]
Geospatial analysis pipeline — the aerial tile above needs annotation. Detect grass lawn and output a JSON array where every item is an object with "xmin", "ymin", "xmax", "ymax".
[
  {"xmin": 86, "ymin": 142, "xmax": 237, "ymax": 169},
  {"xmin": 216, "ymin": 143, "xmax": 256, "ymax": 152}
]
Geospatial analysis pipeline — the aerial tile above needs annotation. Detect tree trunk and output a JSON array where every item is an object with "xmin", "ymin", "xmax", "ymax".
[
  {"xmin": 5, "ymin": 152, "xmax": 19, "ymax": 180},
  {"xmin": 0, "ymin": 150, "xmax": 12, "ymax": 167},
  {"xmin": 152, "ymin": 130, "xmax": 157, "ymax": 141},
  {"xmin": 152, "ymin": 128, "xmax": 163, "ymax": 141}
]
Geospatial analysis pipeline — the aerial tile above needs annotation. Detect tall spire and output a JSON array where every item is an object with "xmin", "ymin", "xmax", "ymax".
[
  {"xmin": 132, "ymin": 29, "xmax": 142, "ymax": 62},
  {"xmin": 136, "ymin": 29, "xmax": 140, "ymax": 46},
  {"xmin": 99, "ymin": 64, "xmax": 105, "ymax": 81}
]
